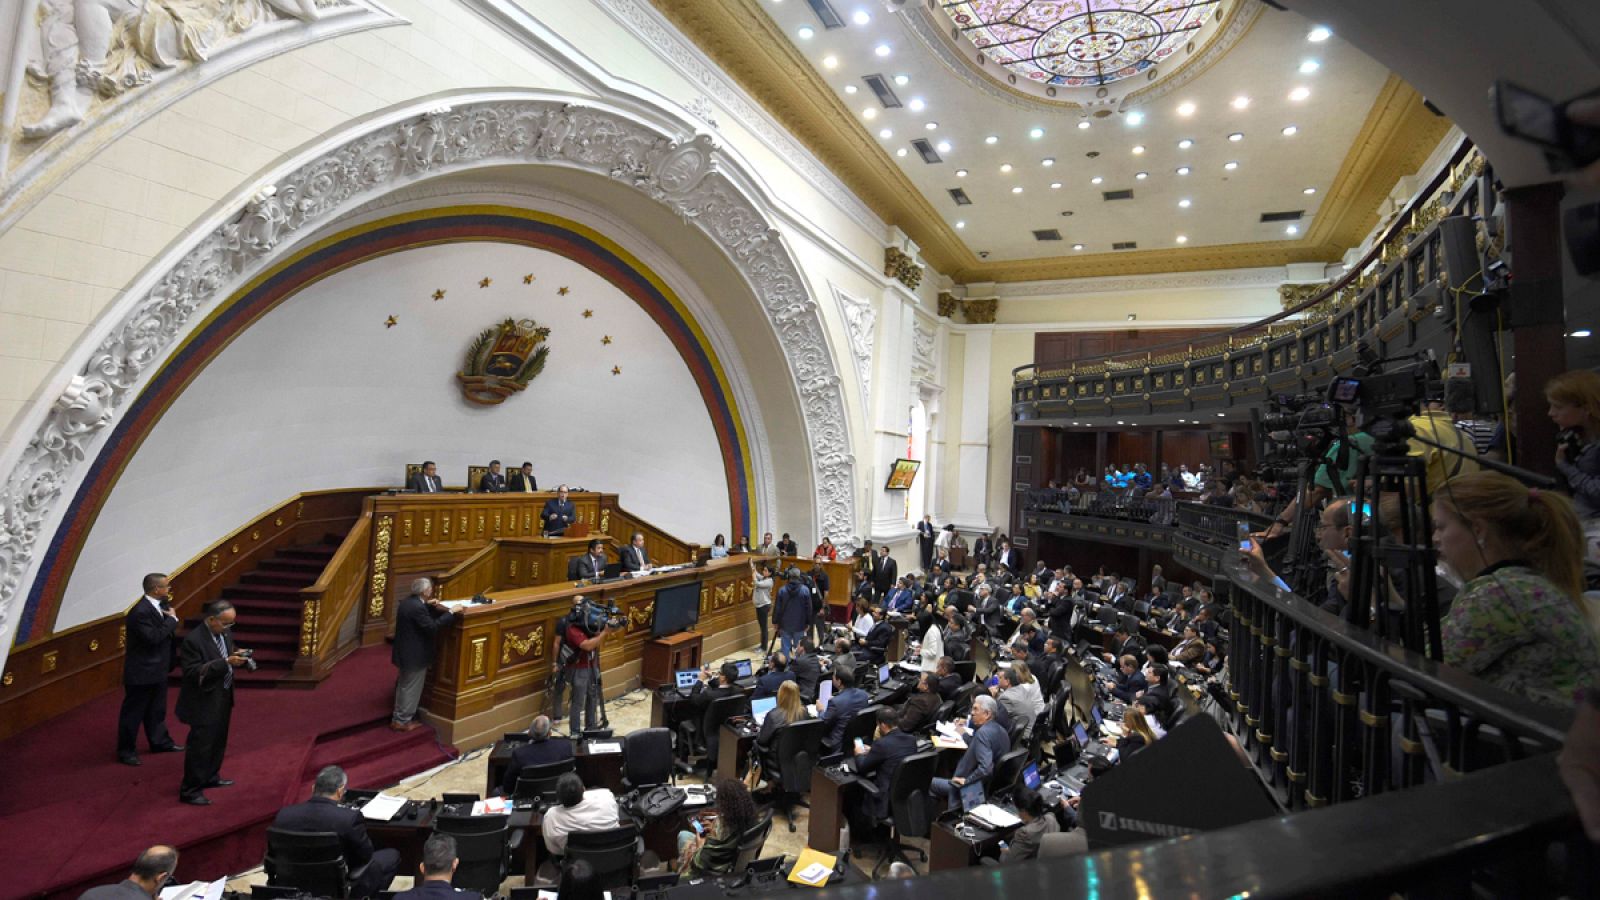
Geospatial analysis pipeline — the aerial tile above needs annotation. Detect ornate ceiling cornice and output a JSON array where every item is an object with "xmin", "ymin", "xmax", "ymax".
[{"xmin": 646, "ymin": 0, "xmax": 1451, "ymax": 285}]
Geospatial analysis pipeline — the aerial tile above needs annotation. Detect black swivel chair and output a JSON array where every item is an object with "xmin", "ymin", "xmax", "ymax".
[
  {"xmin": 513, "ymin": 758, "xmax": 576, "ymax": 806},
  {"xmin": 431, "ymin": 814, "xmax": 516, "ymax": 897},
  {"xmin": 565, "ymin": 823, "xmax": 640, "ymax": 891},
  {"xmin": 732, "ymin": 814, "xmax": 774, "ymax": 875},
  {"xmin": 263, "ymin": 828, "xmax": 349, "ymax": 899},
  {"xmin": 622, "ymin": 727, "xmax": 675, "ymax": 790},
  {"xmin": 681, "ymin": 693, "xmax": 751, "ymax": 774},
  {"xmin": 951, "ymin": 683, "xmax": 981, "ymax": 718},
  {"xmin": 767, "ymin": 718, "xmax": 827, "ymax": 831},
  {"xmin": 841, "ymin": 705, "xmax": 884, "ymax": 753},
  {"xmin": 866, "ymin": 751, "xmax": 938, "ymax": 878},
  {"xmin": 989, "ymin": 747, "xmax": 1030, "ymax": 798},
  {"xmin": 952, "ymin": 659, "xmax": 977, "ymax": 683}
]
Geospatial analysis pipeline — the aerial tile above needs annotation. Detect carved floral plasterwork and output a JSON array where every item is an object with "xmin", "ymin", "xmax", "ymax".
[
  {"xmin": 0, "ymin": 96, "xmax": 858, "ymax": 635},
  {"xmin": 830, "ymin": 285, "xmax": 874, "ymax": 412},
  {"xmin": 912, "ymin": 319, "xmax": 936, "ymax": 382}
]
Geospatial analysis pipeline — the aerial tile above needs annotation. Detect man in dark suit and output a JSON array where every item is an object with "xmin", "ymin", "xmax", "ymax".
[
  {"xmin": 683, "ymin": 662, "xmax": 742, "ymax": 771},
  {"xmin": 572, "ymin": 539, "xmax": 609, "ymax": 580},
  {"xmin": 861, "ymin": 607, "xmax": 894, "ymax": 665},
  {"xmin": 476, "ymin": 460, "xmax": 506, "ymax": 493},
  {"xmin": 507, "ymin": 461, "xmax": 538, "ymax": 494},
  {"xmin": 394, "ymin": 835, "xmax": 481, "ymax": 900},
  {"xmin": 897, "ymin": 672, "xmax": 944, "ymax": 733},
  {"xmin": 916, "ymin": 515, "xmax": 936, "ymax": 572},
  {"xmin": 996, "ymin": 541, "xmax": 1022, "ymax": 574},
  {"xmin": 934, "ymin": 656, "xmax": 963, "ymax": 701},
  {"xmin": 117, "ymin": 572, "xmax": 182, "ymax": 766},
  {"xmin": 620, "ymin": 531, "xmax": 651, "ymax": 573},
  {"xmin": 177, "ymin": 600, "xmax": 245, "ymax": 805},
  {"xmin": 753, "ymin": 653, "xmax": 795, "ymax": 700},
  {"xmin": 820, "ymin": 666, "xmax": 870, "ymax": 753},
  {"xmin": 1141, "ymin": 664, "xmax": 1179, "ymax": 729},
  {"xmin": 391, "ymin": 577, "xmax": 455, "ymax": 732},
  {"xmin": 872, "ymin": 546, "xmax": 897, "ymax": 598},
  {"xmin": 273, "ymin": 765, "xmax": 399, "ymax": 898},
  {"xmin": 1101, "ymin": 627, "xmax": 1144, "ymax": 664},
  {"xmin": 541, "ymin": 484, "xmax": 577, "ymax": 535},
  {"xmin": 1109, "ymin": 654, "xmax": 1148, "ymax": 703},
  {"xmin": 499, "ymin": 716, "xmax": 574, "ymax": 795},
  {"xmin": 408, "ymin": 460, "xmax": 442, "ymax": 493},
  {"xmin": 79, "ymin": 846, "xmax": 179, "ymax": 900},
  {"xmin": 789, "ymin": 639, "xmax": 822, "ymax": 702},
  {"xmin": 851, "ymin": 708, "xmax": 918, "ymax": 825},
  {"xmin": 931, "ymin": 694, "xmax": 1011, "ymax": 810}
]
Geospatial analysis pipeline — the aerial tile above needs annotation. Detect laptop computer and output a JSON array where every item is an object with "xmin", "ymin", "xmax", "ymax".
[
  {"xmin": 959, "ymin": 780, "xmax": 987, "ymax": 814},
  {"xmin": 1090, "ymin": 704, "xmax": 1104, "ymax": 728},
  {"xmin": 732, "ymin": 659, "xmax": 755, "ymax": 685},
  {"xmin": 878, "ymin": 664, "xmax": 892, "ymax": 687},
  {"xmin": 1022, "ymin": 763, "xmax": 1040, "ymax": 790},
  {"xmin": 752, "ymin": 695, "xmax": 777, "ymax": 725},
  {"xmin": 674, "ymin": 670, "xmax": 699, "ymax": 693}
]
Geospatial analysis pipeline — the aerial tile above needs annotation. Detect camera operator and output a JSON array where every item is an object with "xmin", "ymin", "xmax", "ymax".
[
  {"xmin": 561, "ymin": 596, "xmax": 622, "ymax": 734},
  {"xmin": 1546, "ymin": 370, "xmax": 1600, "ymax": 558}
]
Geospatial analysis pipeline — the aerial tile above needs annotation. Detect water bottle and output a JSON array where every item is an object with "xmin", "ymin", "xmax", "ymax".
[{"xmin": 839, "ymin": 823, "xmax": 851, "ymax": 858}]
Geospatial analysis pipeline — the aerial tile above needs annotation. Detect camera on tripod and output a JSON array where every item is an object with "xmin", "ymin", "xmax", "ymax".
[
  {"xmin": 576, "ymin": 596, "xmax": 626, "ymax": 635},
  {"xmin": 1258, "ymin": 392, "xmax": 1344, "ymax": 483},
  {"xmin": 1328, "ymin": 360, "xmax": 1433, "ymax": 453}
]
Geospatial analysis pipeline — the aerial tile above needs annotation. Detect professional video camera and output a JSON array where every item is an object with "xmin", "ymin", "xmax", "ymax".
[
  {"xmin": 575, "ymin": 595, "xmax": 626, "ymax": 635},
  {"xmin": 1327, "ymin": 359, "xmax": 1433, "ymax": 455},
  {"xmin": 1257, "ymin": 391, "xmax": 1344, "ymax": 484}
]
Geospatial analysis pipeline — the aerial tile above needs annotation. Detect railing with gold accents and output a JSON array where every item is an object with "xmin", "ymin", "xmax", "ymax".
[
  {"xmin": 434, "ymin": 535, "xmax": 599, "ymax": 601},
  {"xmin": 292, "ymin": 509, "xmax": 373, "ymax": 682}
]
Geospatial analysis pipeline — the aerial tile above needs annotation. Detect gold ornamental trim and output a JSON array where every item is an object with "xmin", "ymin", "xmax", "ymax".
[
  {"xmin": 299, "ymin": 599, "xmax": 319, "ymax": 657},
  {"xmin": 501, "ymin": 625, "xmax": 546, "ymax": 665},
  {"xmin": 369, "ymin": 514, "xmax": 393, "ymax": 618}
]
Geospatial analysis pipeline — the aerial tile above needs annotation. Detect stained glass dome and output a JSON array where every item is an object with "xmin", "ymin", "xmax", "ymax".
[{"xmin": 940, "ymin": 0, "xmax": 1221, "ymax": 88}]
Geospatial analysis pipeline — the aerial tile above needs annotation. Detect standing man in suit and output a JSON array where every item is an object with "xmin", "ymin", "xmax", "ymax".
[
  {"xmin": 916, "ymin": 515, "xmax": 936, "ymax": 572},
  {"xmin": 573, "ymin": 539, "xmax": 609, "ymax": 580},
  {"xmin": 620, "ymin": 531, "xmax": 651, "ymax": 573},
  {"xmin": 117, "ymin": 573, "xmax": 182, "ymax": 766},
  {"xmin": 393, "ymin": 835, "xmax": 480, "ymax": 900},
  {"xmin": 391, "ymin": 578, "xmax": 455, "ymax": 732},
  {"xmin": 274, "ymin": 766, "xmax": 399, "ymax": 898},
  {"xmin": 79, "ymin": 846, "xmax": 179, "ymax": 900},
  {"xmin": 409, "ymin": 461, "xmax": 442, "ymax": 493},
  {"xmin": 177, "ymin": 600, "xmax": 245, "ymax": 805},
  {"xmin": 872, "ymin": 546, "xmax": 898, "ymax": 599},
  {"xmin": 930, "ymin": 695, "xmax": 1011, "ymax": 810},
  {"xmin": 507, "ymin": 461, "xmax": 538, "ymax": 493},
  {"xmin": 861, "ymin": 607, "xmax": 894, "ymax": 665},
  {"xmin": 477, "ymin": 460, "xmax": 506, "ymax": 493},
  {"xmin": 499, "ymin": 715, "xmax": 576, "ymax": 796},
  {"xmin": 541, "ymin": 484, "xmax": 576, "ymax": 536}
]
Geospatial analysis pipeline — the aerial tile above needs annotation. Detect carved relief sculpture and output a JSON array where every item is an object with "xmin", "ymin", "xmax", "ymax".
[
  {"xmin": 884, "ymin": 246, "xmax": 923, "ymax": 290},
  {"xmin": 831, "ymin": 286, "xmax": 874, "ymax": 409},
  {"xmin": 963, "ymin": 298, "xmax": 998, "ymax": 324},
  {"xmin": 936, "ymin": 291, "xmax": 959, "ymax": 318},
  {"xmin": 457, "ymin": 317, "xmax": 551, "ymax": 405}
]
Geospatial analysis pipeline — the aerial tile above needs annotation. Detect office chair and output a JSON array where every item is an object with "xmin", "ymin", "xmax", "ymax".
[
  {"xmin": 867, "ymin": 751, "xmax": 938, "ymax": 878},
  {"xmin": 766, "ymin": 718, "xmax": 826, "ymax": 831},
  {"xmin": 432, "ymin": 814, "xmax": 516, "ymax": 897},
  {"xmin": 989, "ymin": 747, "xmax": 1030, "ymax": 797},
  {"xmin": 440, "ymin": 792, "xmax": 479, "ymax": 806},
  {"xmin": 680, "ymin": 693, "xmax": 751, "ymax": 774},
  {"xmin": 621, "ymin": 727, "xmax": 675, "ymax": 790},
  {"xmin": 513, "ymin": 758, "xmax": 576, "ymax": 806},
  {"xmin": 951, "ymin": 682, "xmax": 980, "ymax": 718},
  {"xmin": 952, "ymin": 659, "xmax": 977, "ymax": 683},
  {"xmin": 732, "ymin": 813, "xmax": 774, "ymax": 874},
  {"xmin": 263, "ymin": 828, "xmax": 349, "ymax": 899},
  {"xmin": 564, "ymin": 823, "xmax": 640, "ymax": 891},
  {"xmin": 841, "ymin": 704, "xmax": 883, "ymax": 752}
]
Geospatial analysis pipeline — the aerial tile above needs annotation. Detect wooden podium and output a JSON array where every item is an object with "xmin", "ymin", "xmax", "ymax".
[{"xmin": 642, "ymin": 631, "xmax": 703, "ymax": 689}]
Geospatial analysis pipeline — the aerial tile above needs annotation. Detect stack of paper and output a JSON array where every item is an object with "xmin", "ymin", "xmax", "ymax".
[
  {"xmin": 472, "ymin": 796, "xmax": 511, "ymax": 816},
  {"xmin": 359, "ymin": 793, "xmax": 407, "ymax": 821},
  {"xmin": 787, "ymin": 848, "xmax": 837, "ymax": 887},
  {"xmin": 969, "ymin": 804, "xmax": 1022, "ymax": 830},
  {"xmin": 586, "ymin": 740, "xmax": 623, "ymax": 754},
  {"xmin": 159, "ymin": 879, "xmax": 225, "ymax": 900},
  {"xmin": 932, "ymin": 734, "xmax": 967, "ymax": 750}
]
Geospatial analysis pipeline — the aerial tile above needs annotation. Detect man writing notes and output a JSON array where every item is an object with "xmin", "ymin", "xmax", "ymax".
[
  {"xmin": 117, "ymin": 573, "xmax": 182, "ymax": 767},
  {"xmin": 477, "ymin": 460, "xmax": 506, "ymax": 493},
  {"xmin": 621, "ymin": 531, "xmax": 651, "ymax": 573},
  {"xmin": 391, "ymin": 578, "xmax": 455, "ymax": 732},
  {"xmin": 177, "ymin": 600, "xmax": 245, "ymax": 806},
  {"xmin": 542, "ymin": 484, "xmax": 576, "ymax": 536},
  {"xmin": 508, "ymin": 461, "xmax": 538, "ymax": 493},
  {"xmin": 408, "ymin": 460, "xmax": 442, "ymax": 493}
]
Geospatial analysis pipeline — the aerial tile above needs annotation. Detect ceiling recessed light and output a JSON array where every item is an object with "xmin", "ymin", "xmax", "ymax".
[
  {"xmin": 1285, "ymin": 224, "xmax": 1299, "ymax": 235},
  {"xmin": 985, "ymin": 134, "xmax": 999, "ymax": 144},
  {"xmin": 926, "ymin": 121, "xmax": 938, "ymax": 130},
  {"xmin": 893, "ymin": 73, "xmax": 909, "ymax": 86},
  {"xmin": 878, "ymin": 128, "xmax": 892, "ymax": 139},
  {"xmin": 1307, "ymin": 25, "xmax": 1332, "ymax": 42},
  {"xmin": 797, "ymin": 25, "xmax": 814, "ymax": 39},
  {"xmin": 874, "ymin": 43, "xmax": 891, "ymax": 57},
  {"xmin": 1077, "ymin": 120, "xmax": 1091, "ymax": 130},
  {"xmin": 955, "ymin": 168, "xmax": 968, "ymax": 177},
  {"xmin": 1224, "ymin": 161, "xmax": 1238, "ymax": 170},
  {"xmin": 1231, "ymin": 95, "xmax": 1251, "ymax": 109},
  {"xmin": 1178, "ymin": 198, "xmax": 1191, "ymax": 208},
  {"xmin": 1177, "ymin": 101, "xmax": 1196, "ymax": 116},
  {"xmin": 1228, "ymin": 132, "xmax": 1243, "ymax": 142},
  {"xmin": 1176, "ymin": 235, "xmax": 1188, "ymax": 244},
  {"xmin": 1126, "ymin": 111, "xmax": 1145, "ymax": 126},
  {"xmin": 1282, "ymin": 125, "xmax": 1298, "ymax": 136},
  {"xmin": 862, "ymin": 107, "xmax": 877, "ymax": 120},
  {"xmin": 822, "ymin": 55, "xmax": 838, "ymax": 69},
  {"xmin": 1091, "ymin": 176, "xmax": 1103, "ymax": 184},
  {"xmin": 936, "ymin": 141, "xmax": 952, "ymax": 153},
  {"xmin": 1029, "ymin": 127, "xmax": 1045, "ymax": 139},
  {"xmin": 1303, "ymin": 186, "xmax": 1317, "ymax": 194},
  {"xmin": 1177, "ymin": 138, "xmax": 1194, "ymax": 149},
  {"xmin": 1571, "ymin": 330, "xmax": 1592, "ymax": 337},
  {"xmin": 896, "ymin": 148, "xmax": 908, "ymax": 157},
  {"xmin": 1135, "ymin": 171, "xmax": 1148, "ymax": 180},
  {"xmin": 852, "ymin": 9, "xmax": 871, "ymax": 25},
  {"xmin": 1176, "ymin": 166, "xmax": 1191, "ymax": 175},
  {"xmin": 955, "ymin": 220, "xmax": 965, "ymax": 229},
  {"xmin": 1132, "ymin": 144, "xmax": 1146, "ymax": 154},
  {"xmin": 844, "ymin": 84, "xmax": 857, "ymax": 94},
  {"xmin": 1217, "ymin": 412, "xmax": 1226, "ymax": 418},
  {"xmin": 1073, "ymin": 243, "xmax": 1084, "ymax": 250},
  {"xmin": 1042, "ymin": 157, "xmax": 1055, "ymax": 167},
  {"xmin": 1050, "ymin": 182, "xmax": 1063, "ymax": 189},
  {"xmin": 1289, "ymin": 86, "xmax": 1311, "ymax": 102},
  {"xmin": 1000, "ymin": 163, "xmax": 1013, "ymax": 172},
  {"xmin": 1011, "ymin": 186, "xmax": 1023, "ymax": 194},
  {"xmin": 1299, "ymin": 59, "xmax": 1321, "ymax": 74},
  {"xmin": 1117, "ymin": 421, "xmax": 1125, "ymax": 426},
  {"xmin": 908, "ymin": 97, "xmax": 926, "ymax": 112}
]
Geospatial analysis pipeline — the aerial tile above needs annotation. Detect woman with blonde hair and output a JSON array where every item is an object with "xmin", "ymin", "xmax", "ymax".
[
  {"xmin": 1118, "ymin": 705, "xmax": 1160, "ymax": 753},
  {"xmin": 1433, "ymin": 471, "xmax": 1599, "ymax": 707}
]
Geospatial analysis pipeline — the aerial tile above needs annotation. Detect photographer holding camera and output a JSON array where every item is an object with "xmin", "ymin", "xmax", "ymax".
[{"xmin": 562, "ymin": 596, "xmax": 622, "ymax": 734}]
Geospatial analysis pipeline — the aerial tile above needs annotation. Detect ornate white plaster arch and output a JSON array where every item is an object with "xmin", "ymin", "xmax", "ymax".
[{"xmin": 0, "ymin": 89, "xmax": 857, "ymax": 645}]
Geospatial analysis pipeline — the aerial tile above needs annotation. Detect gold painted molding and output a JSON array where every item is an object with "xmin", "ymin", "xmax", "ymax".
[{"xmin": 648, "ymin": 1, "xmax": 1451, "ymax": 284}]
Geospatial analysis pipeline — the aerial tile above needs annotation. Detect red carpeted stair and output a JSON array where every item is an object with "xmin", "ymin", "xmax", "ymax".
[
  {"xmin": 0, "ymin": 646, "xmax": 453, "ymax": 899},
  {"xmin": 202, "ymin": 539, "xmax": 342, "ymax": 685}
]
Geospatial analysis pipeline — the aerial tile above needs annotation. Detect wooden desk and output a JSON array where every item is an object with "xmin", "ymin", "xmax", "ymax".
[
  {"xmin": 484, "ymin": 739, "xmax": 625, "ymax": 798},
  {"xmin": 643, "ymin": 632, "xmax": 703, "ymax": 689},
  {"xmin": 362, "ymin": 799, "xmax": 438, "ymax": 875},
  {"xmin": 929, "ymin": 811, "xmax": 1018, "ymax": 870},
  {"xmin": 807, "ymin": 765, "xmax": 855, "ymax": 852},
  {"xmin": 713, "ymin": 721, "xmax": 757, "ymax": 784}
]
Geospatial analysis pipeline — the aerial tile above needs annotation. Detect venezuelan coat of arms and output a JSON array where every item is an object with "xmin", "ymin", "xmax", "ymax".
[{"xmin": 456, "ymin": 318, "xmax": 550, "ymax": 405}]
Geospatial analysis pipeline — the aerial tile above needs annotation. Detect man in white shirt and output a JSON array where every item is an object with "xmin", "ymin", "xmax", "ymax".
[{"xmin": 542, "ymin": 773, "xmax": 620, "ymax": 856}]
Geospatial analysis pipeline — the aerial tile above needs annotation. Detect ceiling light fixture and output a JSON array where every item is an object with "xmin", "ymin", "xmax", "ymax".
[
  {"xmin": 874, "ymin": 43, "xmax": 891, "ymax": 57},
  {"xmin": 1290, "ymin": 86, "xmax": 1311, "ymax": 102},
  {"xmin": 1177, "ymin": 101, "xmax": 1196, "ymax": 116},
  {"xmin": 1571, "ymin": 330, "xmax": 1593, "ymax": 338},
  {"xmin": 1217, "ymin": 412, "xmax": 1226, "ymax": 418},
  {"xmin": 1000, "ymin": 163, "xmax": 1013, "ymax": 172},
  {"xmin": 1299, "ymin": 59, "xmax": 1321, "ymax": 74},
  {"xmin": 893, "ymin": 73, "xmax": 909, "ymax": 86},
  {"xmin": 1073, "ymin": 243, "xmax": 1084, "ymax": 250},
  {"xmin": 1231, "ymin": 95, "xmax": 1250, "ymax": 109},
  {"xmin": 908, "ymin": 97, "xmax": 926, "ymax": 112},
  {"xmin": 1077, "ymin": 120, "xmax": 1091, "ymax": 130},
  {"xmin": 1029, "ymin": 127, "xmax": 1045, "ymax": 139},
  {"xmin": 844, "ymin": 84, "xmax": 857, "ymax": 94},
  {"xmin": 878, "ymin": 128, "xmax": 892, "ymax": 139},
  {"xmin": 1132, "ymin": 145, "xmax": 1146, "ymax": 155},
  {"xmin": 1285, "ymin": 224, "xmax": 1299, "ymax": 235},
  {"xmin": 1126, "ymin": 111, "xmax": 1145, "ymax": 126},
  {"xmin": 936, "ymin": 141, "xmax": 952, "ymax": 153},
  {"xmin": 1051, "ymin": 182, "xmax": 1063, "ymax": 189},
  {"xmin": 1012, "ymin": 186, "xmax": 1023, "ymax": 194},
  {"xmin": 1178, "ymin": 138, "xmax": 1193, "ymax": 149},
  {"xmin": 896, "ymin": 148, "xmax": 908, "ymax": 157},
  {"xmin": 1091, "ymin": 176, "xmax": 1103, "ymax": 184},
  {"xmin": 985, "ymin": 134, "xmax": 999, "ymax": 144},
  {"xmin": 862, "ymin": 107, "xmax": 877, "ymax": 120},
  {"xmin": 1307, "ymin": 25, "xmax": 1332, "ymax": 42},
  {"xmin": 1176, "ymin": 166, "xmax": 1191, "ymax": 175},
  {"xmin": 852, "ymin": 9, "xmax": 870, "ymax": 25},
  {"xmin": 822, "ymin": 55, "xmax": 838, "ymax": 69},
  {"xmin": 1042, "ymin": 157, "xmax": 1055, "ymax": 166},
  {"xmin": 955, "ymin": 220, "xmax": 965, "ymax": 229},
  {"xmin": 1228, "ymin": 132, "xmax": 1243, "ymax": 141},
  {"xmin": 1176, "ymin": 235, "xmax": 1188, "ymax": 244},
  {"xmin": 926, "ymin": 121, "xmax": 938, "ymax": 130},
  {"xmin": 1303, "ymin": 186, "xmax": 1316, "ymax": 194},
  {"xmin": 955, "ymin": 168, "xmax": 968, "ymax": 177},
  {"xmin": 1135, "ymin": 171, "xmax": 1148, "ymax": 180},
  {"xmin": 1282, "ymin": 125, "xmax": 1298, "ymax": 136},
  {"xmin": 1178, "ymin": 198, "xmax": 1191, "ymax": 208},
  {"xmin": 797, "ymin": 25, "xmax": 814, "ymax": 39},
  {"xmin": 1224, "ymin": 161, "xmax": 1238, "ymax": 170}
]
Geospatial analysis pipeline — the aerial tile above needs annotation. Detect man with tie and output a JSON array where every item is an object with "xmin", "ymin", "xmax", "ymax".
[
  {"xmin": 117, "ymin": 573, "xmax": 183, "ymax": 766},
  {"xmin": 541, "ymin": 484, "xmax": 576, "ymax": 536},
  {"xmin": 884, "ymin": 577, "xmax": 915, "ymax": 614},
  {"xmin": 573, "ymin": 539, "xmax": 609, "ymax": 580},
  {"xmin": 507, "ymin": 461, "xmax": 538, "ymax": 493},
  {"xmin": 477, "ymin": 460, "xmax": 506, "ymax": 493},
  {"xmin": 916, "ymin": 514, "xmax": 936, "ymax": 572},
  {"xmin": 392, "ymin": 578, "xmax": 455, "ymax": 732},
  {"xmin": 621, "ymin": 531, "xmax": 651, "ymax": 573},
  {"xmin": 177, "ymin": 600, "xmax": 246, "ymax": 805},
  {"xmin": 931, "ymin": 695, "xmax": 1011, "ymax": 810},
  {"xmin": 409, "ymin": 461, "xmax": 442, "ymax": 493},
  {"xmin": 872, "ymin": 546, "xmax": 898, "ymax": 598}
]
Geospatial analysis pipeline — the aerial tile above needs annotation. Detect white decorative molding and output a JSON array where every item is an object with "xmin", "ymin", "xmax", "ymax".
[
  {"xmin": 911, "ymin": 316, "xmax": 937, "ymax": 384},
  {"xmin": 829, "ymin": 284, "xmax": 874, "ymax": 413},
  {"xmin": 994, "ymin": 266, "xmax": 1290, "ymax": 298},
  {"xmin": 0, "ymin": 92, "xmax": 856, "ymax": 640}
]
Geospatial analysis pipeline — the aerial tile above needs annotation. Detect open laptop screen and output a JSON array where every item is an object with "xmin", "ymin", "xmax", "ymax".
[
  {"xmin": 734, "ymin": 659, "xmax": 754, "ymax": 679},
  {"xmin": 674, "ymin": 670, "xmax": 699, "ymax": 690},
  {"xmin": 1073, "ymin": 722, "xmax": 1091, "ymax": 746},
  {"xmin": 1022, "ymin": 763, "xmax": 1040, "ymax": 790},
  {"xmin": 959, "ymin": 780, "xmax": 986, "ymax": 813},
  {"xmin": 751, "ymin": 696, "xmax": 777, "ymax": 724},
  {"xmin": 878, "ymin": 664, "xmax": 892, "ymax": 686}
]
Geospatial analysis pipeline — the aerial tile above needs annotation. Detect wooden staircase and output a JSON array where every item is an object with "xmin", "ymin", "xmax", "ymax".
[{"xmin": 200, "ymin": 537, "xmax": 342, "ymax": 686}]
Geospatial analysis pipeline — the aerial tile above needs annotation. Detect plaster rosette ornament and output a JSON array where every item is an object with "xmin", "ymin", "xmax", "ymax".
[{"xmin": 457, "ymin": 318, "xmax": 550, "ymax": 405}]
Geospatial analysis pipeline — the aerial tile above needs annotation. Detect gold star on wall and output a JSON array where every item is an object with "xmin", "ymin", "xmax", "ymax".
[
  {"xmin": 479, "ymin": 277, "xmax": 492, "ymax": 288},
  {"xmin": 582, "ymin": 309, "xmax": 593, "ymax": 318},
  {"xmin": 523, "ymin": 274, "xmax": 535, "ymax": 284},
  {"xmin": 384, "ymin": 315, "xmax": 398, "ymax": 328},
  {"xmin": 612, "ymin": 366, "xmax": 622, "ymax": 376},
  {"xmin": 557, "ymin": 286, "xmax": 570, "ymax": 296},
  {"xmin": 601, "ymin": 335, "xmax": 612, "ymax": 345},
  {"xmin": 431, "ymin": 289, "xmax": 445, "ymax": 301}
]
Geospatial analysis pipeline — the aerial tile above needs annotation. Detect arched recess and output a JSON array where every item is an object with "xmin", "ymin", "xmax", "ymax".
[{"xmin": 0, "ymin": 91, "xmax": 858, "ymax": 647}]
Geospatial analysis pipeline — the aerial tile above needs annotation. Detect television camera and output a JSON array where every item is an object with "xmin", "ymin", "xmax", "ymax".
[{"xmin": 575, "ymin": 595, "xmax": 627, "ymax": 635}]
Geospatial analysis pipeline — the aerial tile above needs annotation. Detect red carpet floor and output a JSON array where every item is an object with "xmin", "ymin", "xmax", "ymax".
[{"xmin": 0, "ymin": 646, "xmax": 453, "ymax": 899}]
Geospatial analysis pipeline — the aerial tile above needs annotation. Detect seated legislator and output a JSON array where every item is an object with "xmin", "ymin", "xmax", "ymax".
[
  {"xmin": 543, "ymin": 772, "xmax": 621, "ymax": 857},
  {"xmin": 1109, "ymin": 655, "xmax": 1148, "ymax": 703},
  {"xmin": 409, "ymin": 461, "xmax": 442, "ymax": 493},
  {"xmin": 499, "ymin": 716, "xmax": 575, "ymax": 796},
  {"xmin": 273, "ymin": 765, "xmax": 400, "ymax": 898},
  {"xmin": 541, "ymin": 485, "xmax": 577, "ymax": 536},
  {"xmin": 820, "ymin": 666, "xmax": 870, "ymax": 753},
  {"xmin": 930, "ymin": 695, "xmax": 1010, "ymax": 810},
  {"xmin": 753, "ymin": 653, "xmax": 795, "ymax": 700},
  {"xmin": 572, "ymin": 540, "xmax": 609, "ymax": 581},
  {"xmin": 897, "ymin": 672, "xmax": 943, "ymax": 734},
  {"xmin": 507, "ymin": 461, "xmax": 538, "ymax": 493},
  {"xmin": 79, "ymin": 846, "xmax": 179, "ymax": 900},
  {"xmin": 477, "ymin": 460, "xmax": 506, "ymax": 493},
  {"xmin": 851, "ymin": 708, "xmax": 918, "ymax": 825},
  {"xmin": 756, "ymin": 680, "xmax": 811, "ymax": 762},
  {"xmin": 393, "ymin": 835, "xmax": 481, "ymax": 900},
  {"xmin": 861, "ymin": 607, "xmax": 894, "ymax": 664},
  {"xmin": 933, "ymin": 656, "xmax": 962, "ymax": 701},
  {"xmin": 620, "ymin": 532, "xmax": 651, "ymax": 573},
  {"xmin": 790, "ymin": 640, "xmax": 822, "ymax": 702}
]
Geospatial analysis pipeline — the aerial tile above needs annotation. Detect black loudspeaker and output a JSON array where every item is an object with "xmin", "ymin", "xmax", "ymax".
[
  {"xmin": 1078, "ymin": 714, "xmax": 1280, "ymax": 849},
  {"xmin": 1566, "ymin": 202, "xmax": 1600, "ymax": 278}
]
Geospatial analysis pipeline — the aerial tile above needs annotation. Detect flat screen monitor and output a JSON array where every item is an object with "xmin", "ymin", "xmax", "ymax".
[
  {"xmin": 733, "ymin": 659, "xmax": 753, "ymax": 679},
  {"xmin": 878, "ymin": 664, "xmax": 892, "ymax": 686},
  {"xmin": 1091, "ymin": 704, "xmax": 1104, "ymax": 727},
  {"xmin": 1073, "ymin": 722, "xmax": 1091, "ymax": 747},
  {"xmin": 884, "ymin": 458, "xmax": 921, "ymax": 490},
  {"xmin": 751, "ymin": 696, "xmax": 777, "ymax": 724},
  {"xmin": 674, "ymin": 670, "xmax": 699, "ymax": 690},
  {"xmin": 652, "ymin": 582, "xmax": 702, "ymax": 638},
  {"xmin": 959, "ymin": 780, "xmax": 986, "ymax": 813},
  {"xmin": 1022, "ymin": 763, "xmax": 1040, "ymax": 790}
]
